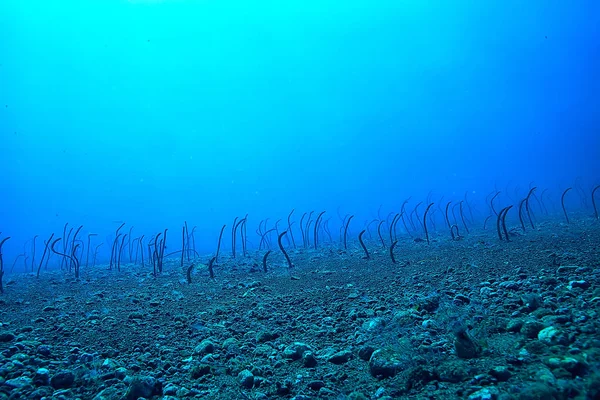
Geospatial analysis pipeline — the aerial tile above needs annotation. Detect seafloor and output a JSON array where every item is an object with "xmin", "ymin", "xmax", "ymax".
[{"xmin": 1, "ymin": 214, "xmax": 599, "ymax": 400}]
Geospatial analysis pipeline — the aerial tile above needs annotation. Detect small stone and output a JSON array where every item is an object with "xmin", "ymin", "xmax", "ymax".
[
  {"xmin": 125, "ymin": 375, "xmax": 156, "ymax": 399},
  {"xmin": 128, "ymin": 311, "xmax": 144, "ymax": 320},
  {"xmin": 467, "ymin": 387, "xmax": 500, "ymax": 400},
  {"xmin": 454, "ymin": 331, "xmax": 482, "ymax": 359},
  {"xmin": 538, "ymin": 326, "xmax": 569, "ymax": 346},
  {"xmin": 33, "ymin": 368, "xmax": 50, "ymax": 386},
  {"xmin": 190, "ymin": 364, "xmax": 212, "ymax": 379},
  {"xmin": 303, "ymin": 351, "xmax": 317, "ymax": 368},
  {"xmin": 506, "ymin": 319, "xmax": 523, "ymax": 332},
  {"xmin": 521, "ymin": 320, "xmax": 545, "ymax": 339},
  {"xmin": 560, "ymin": 357, "xmax": 587, "ymax": 376},
  {"xmin": 498, "ymin": 281, "xmax": 520, "ymax": 290},
  {"xmin": 369, "ymin": 349, "xmax": 408, "ymax": 378},
  {"xmin": 115, "ymin": 367, "xmax": 128, "ymax": 380},
  {"xmin": 5, "ymin": 376, "xmax": 33, "ymax": 388},
  {"xmin": 238, "ymin": 369, "xmax": 254, "ymax": 389},
  {"xmin": 0, "ymin": 332, "xmax": 15, "ymax": 342},
  {"xmin": 50, "ymin": 370, "xmax": 75, "ymax": 389},
  {"xmin": 194, "ymin": 339, "xmax": 215, "ymax": 355},
  {"xmin": 556, "ymin": 265, "xmax": 578, "ymax": 273},
  {"xmin": 489, "ymin": 366, "xmax": 511, "ymax": 382},
  {"xmin": 37, "ymin": 344, "xmax": 52, "ymax": 356},
  {"xmin": 163, "ymin": 383, "xmax": 178, "ymax": 395},
  {"xmin": 568, "ymin": 280, "xmax": 590, "ymax": 290},
  {"xmin": 283, "ymin": 342, "xmax": 311, "ymax": 361},
  {"xmin": 358, "ymin": 345, "xmax": 375, "ymax": 361},
  {"xmin": 328, "ymin": 350, "xmax": 352, "ymax": 364},
  {"xmin": 256, "ymin": 331, "xmax": 278, "ymax": 343}
]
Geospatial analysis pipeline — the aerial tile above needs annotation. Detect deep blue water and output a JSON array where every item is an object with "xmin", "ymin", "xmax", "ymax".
[{"xmin": 1, "ymin": 0, "xmax": 599, "ymax": 266}]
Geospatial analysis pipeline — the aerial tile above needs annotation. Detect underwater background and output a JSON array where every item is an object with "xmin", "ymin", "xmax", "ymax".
[
  {"xmin": 3, "ymin": 2, "xmax": 600, "ymax": 400},
  {"xmin": 1, "ymin": 0, "xmax": 599, "ymax": 260}
]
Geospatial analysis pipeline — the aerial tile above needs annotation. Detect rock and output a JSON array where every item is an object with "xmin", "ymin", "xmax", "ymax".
[
  {"xmin": 37, "ymin": 345, "xmax": 51, "ymax": 356},
  {"xmin": 238, "ymin": 369, "xmax": 254, "ymax": 389},
  {"xmin": 308, "ymin": 380, "xmax": 325, "ymax": 391},
  {"xmin": 33, "ymin": 368, "xmax": 50, "ymax": 386},
  {"xmin": 0, "ymin": 332, "xmax": 15, "ymax": 342},
  {"xmin": 125, "ymin": 375, "xmax": 157, "ymax": 400},
  {"xmin": 222, "ymin": 337, "xmax": 239, "ymax": 349},
  {"xmin": 115, "ymin": 367, "xmax": 128, "ymax": 380},
  {"xmin": 555, "ymin": 265, "xmax": 578, "ymax": 273},
  {"xmin": 93, "ymin": 387, "xmax": 123, "ymax": 400},
  {"xmin": 368, "ymin": 349, "xmax": 409, "ymax": 378},
  {"xmin": 102, "ymin": 358, "xmax": 120, "ymax": 369},
  {"xmin": 518, "ymin": 382, "xmax": 557, "ymax": 399},
  {"xmin": 358, "ymin": 345, "xmax": 375, "ymax": 361},
  {"xmin": 194, "ymin": 339, "xmax": 216, "ymax": 355},
  {"xmin": 421, "ymin": 319, "xmax": 438, "ymax": 330},
  {"xmin": 4, "ymin": 376, "xmax": 33, "ymax": 388},
  {"xmin": 30, "ymin": 387, "xmax": 54, "ymax": 398},
  {"xmin": 521, "ymin": 320, "xmax": 545, "ymax": 339},
  {"xmin": 283, "ymin": 342, "xmax": 311, "ymax": 361},
  {"xmin": 538, "ymin": 326, "xmax": 569, "ymax": 346},
  {"xmin": 302, "ymin": 351, "xmax": 317, "ymax": 368},
  {"xmin": 405, "ymin": 366, "xmax": 438, "ymax": 390},
  {"xmin": 190, "ymin": 364, "xmax": 212, "ymax": 378},
  {"xmin": 438, "ymin": 362, "xmax": 467, "ymax": 383},
  {"xmin": 328, "ymin": 350, "xmax": 352, "ymax": 364},
  {"xmin": 559, "ymin": 356, "xmax": 587, "ymax": 376},
  {"xmin": 489, "ymin": 366, "xmax": 511, "ymax": 382},
  {"xmin": 256, "ymin": 331, "xmax": 278, "ymax": 343},
  {"xmin": 535, "ymin": 368, "xmax": 557, "ymax": 386},
  {"xmin": 467, "ymin": 387, "xmax": 500, "ymax": 400},
  {"xmin": 50, "ymin": 370, "xmax": 75, "ymax": 389},
  {"xmin": 453, "ymin": 294, "xmax": 470, "ymax": 305},
  {"xmin": 127, "ymin": 311, "xmax": 144, "ymax": 320},
  {"xmin": 506, "ymin": 319, "xmax": 524, "ymax": 333},
  {"xmin": 568, "ymin": 280, "xmax": 590, "ymax": 290},
  {"xmin": 454, "ymin": 331, "xmax": 482, "ymax": 359},
  {"xmin": 498, "ymin": 281, "xmax": 520, "ymax": 290},
  {"xmin": 363, "ymin": 317, "xmax": 386, "ymax": 331}
]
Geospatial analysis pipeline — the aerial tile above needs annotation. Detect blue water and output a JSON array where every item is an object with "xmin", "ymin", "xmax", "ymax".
[{"xmin": 1, "ymin": 0, "xmax": 599, "ymax": 266}]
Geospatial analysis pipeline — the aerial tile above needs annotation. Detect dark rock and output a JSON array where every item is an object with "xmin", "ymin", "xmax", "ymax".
[
  {"xmin": 37, "ymin": 345, "xmax": 51, "ymax": 356},
  {"xmin": 358, "ymin": 345, "xmax": 375, "ymax": 361},
  {"xmin": 50, "ymin": 370, "xmax": 75, "ymax": 389},
  {"xmin": 238, "ymin": 369, "xmax": 254, "ymax": 389},
  {"xmin": 0, "ymin": 332, "xmax": 15, "ymax": 342},
  {"xmin": 190, "ymin": 364, "xmax": 212, "ymax": 379},
  {"xmin": 194, "ymin": 339, "xmax": 215, "ymax": 355},
  {"xmin": 489, "ymin": 366, "xmax": 512, "ymax": 382},
  {"xmin": 569, "ymin": 280, "xmax": 590, "ymax": 290},
  {"xmin": 33, "ymin": 368, "xmax": 50, "ymax": 386},
  {"xmin": 405, "ymin": 366, "xmax": 438, "ymax": 390},
  {"xmin": 454, "ymin": 331, "xmax": 482, "ymax": 359},
  {"xmin": 276, "ymin": 380, "xmax": 292, "ymax": 396},
  {"xmin": 521, "ymin": 320, "xmax": 545, "ymax": 339},
  {"xmin": 308, "ymin": 380, "xmax": 325, "ymax": 391},
  {"xmin": 256, "ymin": 331, "xmax": 279, "ymax": 343},
  {"xmin": 302, "ymin": 351, "xmax": 317, "ymax": 368},
  {"xmin": 125, "ymin": 375, "xmax": 157, "ymax": 400}
]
